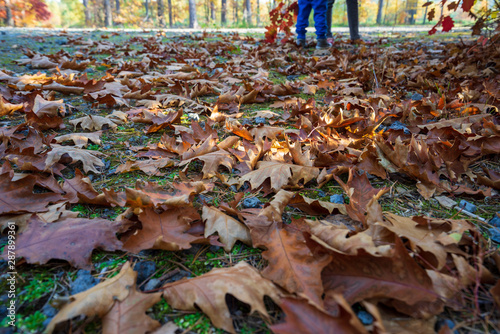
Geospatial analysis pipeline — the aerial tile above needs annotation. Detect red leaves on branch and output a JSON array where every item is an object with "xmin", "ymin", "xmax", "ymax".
[{"xmin": 265, "ymin": 1, "xmax": 298, "ymax": 44}]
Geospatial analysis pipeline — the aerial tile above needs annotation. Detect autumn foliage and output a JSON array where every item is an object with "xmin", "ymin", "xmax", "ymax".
[{"xmin": 0, "ymin": 30, "xmax": 499, "ymax": 333}]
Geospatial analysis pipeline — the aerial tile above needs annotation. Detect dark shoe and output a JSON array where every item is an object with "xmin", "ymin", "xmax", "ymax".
[
  {"xmin": 316, "ymin": 39, "xmax": 331, "ymax": 49},
  {"xmin": 296, "ymin": 38, "xmax": 307, "ymax": 48}
]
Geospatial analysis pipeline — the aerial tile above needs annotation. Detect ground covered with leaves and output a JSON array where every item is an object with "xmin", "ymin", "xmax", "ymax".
[{"xmin": 0, "ymin": 28, "xmax": 499, "ymax": 334}]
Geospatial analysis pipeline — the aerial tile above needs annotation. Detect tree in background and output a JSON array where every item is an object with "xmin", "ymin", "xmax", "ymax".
[
  {"xmin": 376, "ymin": 0, "xmax": 383, "ymax": 24},
  {"xmin": 0, "ymin": 0, "xmax": 51, "ymax": 26},
  {"xmin": 158, "ymin": 0, "xmax": 165, "ymax": 26},
  {"xmin": 221, "ymin": 0, "xmax": 227, "ymax": 25},
  {"xmin": 189, "ymin": 0, "xmax": 198, "ymax": 27},
  {"xmin": 104, "ymin": 0, "xmax": 112, "ymax": 26}
]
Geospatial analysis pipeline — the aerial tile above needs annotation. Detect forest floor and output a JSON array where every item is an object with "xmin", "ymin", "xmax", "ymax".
[{"xmin": 0, "ymin": 28, "xmax": 499, "ymax": 334}]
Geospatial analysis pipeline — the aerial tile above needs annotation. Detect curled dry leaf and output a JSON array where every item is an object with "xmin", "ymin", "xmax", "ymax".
[
  {"xmin": 32, "ymin": 95, "xmax": 66, "ymax": 117},
  {"xmin": 257, "ymin": 225, "xmax": 331, "ymax": 306},
  {"xmin": 162, "ymin": 261, "xmax": 282, "ymax": 334},
  {"xmin": 70, "ymin": 115, "xmax": 118, "ymax": 131},
  {"xmin": 180, "ymin": 149, "xmax": 234, "ymax": 179},
  {"xmin": 102, "ymin": 285, "xmax": 162, "ymax": 334},
  {"xmin": 239, "ymin": 161, "xmax": 319, "ymax": 192},
  {"xmin": 61, "ymin": 169, "xmax": 109, "ymax": 205},
  {"xmin": 116, "ymin": 158, "xmax": 174, "ymax": 176},
  {"xmin": 202, "ymin": 205, "xmax": 252, "ymax": 252},
  {"xmin": 45, "ymin": 144, "xmax": 105, "ymax": 174},
  {"xmin": 46, "ymin": 262, "xmax": 136, "ymax": 333},
  {"xmin": 54, "ymin": 131, "xmax": 102, "ymax": 148},
  {"xmin": 271, "ymin": 296, "xmax": 367, "ymax": 334},
  {"xmin": 0, "ymin": 95, "xmax": 23, "ymax": 116},
  {"xmin": 0, "ymin": 167, "xmax": 64, "ymax": 215},
  {"xmin": 322, "ymin": 237, "xmax": 439, "ymax": 316}
]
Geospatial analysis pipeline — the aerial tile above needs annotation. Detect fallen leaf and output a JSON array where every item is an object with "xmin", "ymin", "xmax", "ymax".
[
  {"xmin": 4, "ymin": 216, "xmax": 123, "ymax": 269},
  {"xmin": 162, "ymin": 261, "xmax": 282, "ymax": 333},
  {"xmin": 202, "ymin": 205, "xmax": 251, "ymax": 252}
]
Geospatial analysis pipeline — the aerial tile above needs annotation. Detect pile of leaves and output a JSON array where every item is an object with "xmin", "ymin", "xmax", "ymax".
[{"xmin": 0, "ymin": 30, "xmax": 500, "ymax": 333}]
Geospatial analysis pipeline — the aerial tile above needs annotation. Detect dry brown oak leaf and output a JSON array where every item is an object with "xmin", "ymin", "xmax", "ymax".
[
  {"xmin": 334, "ymin": 168, "xmax": 387, "ymax": 226},
  {"xmin": 322, "ymin": 237, "xmax": 439, "ymax": 316},
  {"xmin": 102, "ymin": 285, "xmax": 162, "ymax": 334},
  {"xmin": 54, "ymin": 131, "xmax": 102, "ymax": 148},
  {"xmin": 45, "ymin": 144, "xmax": 106, "ymax": 174},
  {"xmin": 239, "ymin": 161, "xmax": 320, "ymax": 192},
  {"xmin": 202, "ymin": 206, "xmax": 252, "ymax": 252},
  {"xmin": 162, "ymin": 261, "xmax": 282, "ymax": 334},
  {"xmin": 0, "ymin": 168, "xmax": 64, "ymax": 215},
  {"xmin": 0, "ymin": 95, "xmax": 23, "ymax": 116},
  {"xmin": 257, "ymin": 225, "xmax": 331, "ymax": 306},
  {"xmin": 378, "ymin": 213, "xmax": 473, "ymax": 270},
  {"xmin": 116, "ymin": 158, "xmax": 174, "ymax": 176},
  {"xmin": 61, "ymin": 169, "xmax": 109, "ymax": 205},
  {"xmin": 180, "ymin": 149, "xmax": 234, "ymax": 179},
  {"xmin": 271, "ymin": 296, "xmax": 367, "ymax": 334},
  {"xmin": 46, "ymin": 262, "xmax": 161, "ymax": 333},
  {"xmin": 103, "ymin": 181, "xmax": 209, "ymax": 208},
  {"xmin": 5, "ymin": 216, "xmax": 122, "ymax": 269},
  {"xmin": 69, "ymin": 115, "xmax": 118, "ymax": 131},
  {"xmin": 123, "ymin": 206, "xmax": 200, "ymax": 252},
  {"xmin": 32, "ymin": 95, "xmax": 66, "ymax": 117}
]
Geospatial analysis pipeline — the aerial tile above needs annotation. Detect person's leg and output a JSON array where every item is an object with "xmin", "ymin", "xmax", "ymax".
[
  {"xmin": 346, "ymin": 0, "xmax": 360, "ymax": 40},
  {"xmin": 312, "ymin": 0, "xmax": 327, "ymax": 39},
  {"xmin": 296, "ymin": 0, "xmax": 313, "ymax": 40},
  {"xmin": 326, "ymin": 0, "xmax": 335, "ymax": 38}
]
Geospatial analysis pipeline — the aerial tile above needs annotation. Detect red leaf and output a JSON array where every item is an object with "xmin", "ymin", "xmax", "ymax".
[
  {"xmin": 442, "ymin": 16, "xmax": 455, "ymax": 32},
  {"xmin": 461, "ymin": 0, "xmax": 475, "ymax": 12}
]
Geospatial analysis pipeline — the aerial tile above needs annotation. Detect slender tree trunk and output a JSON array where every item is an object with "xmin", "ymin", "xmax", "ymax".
[
  {"xmin": 245, "ymin": 0, "xmax": 251, "ymax": 26},
  {"xmin": 104, "ymin": 0, "xmax": 113, "ymax": 27},
  {"xmin": 234, "ymin": 0, "xmax": 239, "ymax": 24},
  {"xmin": 205, "ymin": 0, "xmax": 209, "ymax": 23},
  {"xmin": 393, "ymin": 0, "xmax": 398, "ymax": 25},
  {"xmin": 256, "ymin": 0, "xmax": 259, "ymax": 26},
  {"xmin": 376, "ymin": 0, "xmax": 383, "ymax": 25},
  {"xmin": 4, "ymin": 0, "xmax": 14, "ymax": 26},
  {"xmin": 422, "ymin": 6, "xmax": 427, "ymax": 24},
  {"xmin": 168, "ymin": 0, "xmax": 173, "ymax": 26},
  {"xmin": 115, "ymin": 0, "xmax": 120, "ymax": 14},
  {"xmin": 383, "ymin": 0, "xmax": 389, "ymax": 24},
  {"xmin": 221, "ymin": 0, "xmax": 227, "ymax": 25},
  {"xmin": 158, "ymin": 0, "xmax": 165, "ymax": 26},
  {"xmin": 210, "ymin": 1, "xmax": 216, "ymax": 21},
  {"xmin": 189, "ymin": 0, "xmax": 198, "ymax": 28},
  {"xmin": 144, "ymin": 0, "xmax": 149, "ymax": 20},
  {"xmin": 83, "ymin": 0, "xmax": 91, "ymax": 26}
]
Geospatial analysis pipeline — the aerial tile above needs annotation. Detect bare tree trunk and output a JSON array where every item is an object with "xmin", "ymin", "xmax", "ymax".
[
  {"xmin": 168, "ymin": 0, "xmax": 173, "ymax": 26},
  {"xmin": 104, "ymin": 0, "xmax": 113, "ymax": 27},
  {"xmin": 393, "ymin": 0, "xmax": 398, "ymax": 25},
  {"xmin": 189, "ymin": 0, "xmax": 198, "ymax": 28},
  {"xmin": 4, "ymin": 0, "xmax": 14, "ymax": 26},
  {"xmin": 245, "ymin": 0, "xmax": 251, "ymax": 26},
  {"xmin": 256, "ymin": 0, "xmax": 259, "ymax": 26},
  {"xmin": 376, "ymin": 0, "xmax": 383, "ymax": 25},
  {"xmin": 221, "ymin": 0, "xmax": 227, "ymax": 25},
  {"xmin": 115, "ymin": 0, "xmax": 120, "ymax": 14},
  {"xmin": 83, "ymin": 0, "xmax": 91, "ymax": 26},
  {"xmin": 144, "ymin": 0, "xmax": 149, "ymax": 20},
  {"xmin": 158, "ymin": 0, "xmax": 165, "ymax": 26},
  {"xmin": 206, "ymin": 0, "xmax": 210, "ymax": 23},
  {"xmin": 210, "ymin": 1, "xmax": 216, "ymax": 21},
  {"xmin": 383, "ymin": 0, "xmax": 389, "ymax": 24},
  {"xmin": 422, "ymin": 6, "xmax": 427, "ymax": 24},
  {"xmin": 234, "ymin": 0, "xmax": 239, "ymax": 24}
]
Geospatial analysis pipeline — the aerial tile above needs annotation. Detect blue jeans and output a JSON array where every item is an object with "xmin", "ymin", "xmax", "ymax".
[{"xmin": 296, "ymin": 0, "xmax": 328, "ymax": 40}]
